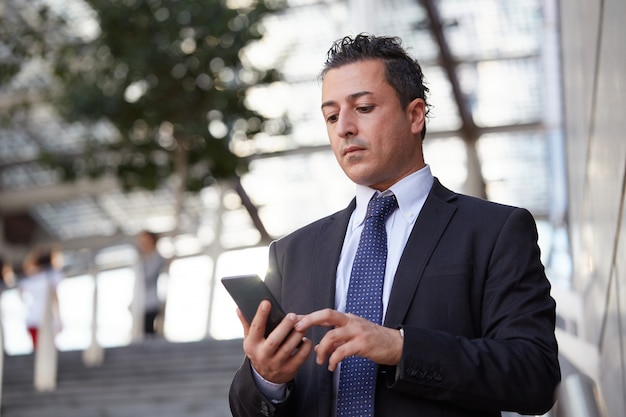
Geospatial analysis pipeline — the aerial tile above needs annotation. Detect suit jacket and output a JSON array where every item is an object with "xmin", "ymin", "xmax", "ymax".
[{"xmin": 229, "ymin": 178, "xmax": 560, "ymax": 417}]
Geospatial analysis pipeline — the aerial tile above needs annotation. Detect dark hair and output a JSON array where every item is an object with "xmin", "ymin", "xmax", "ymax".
[
  {"xmin": 320, "ymin": 34, "xmax": 430, "ymax": 139},
  {"xmin": 140, "ymin": 230, "xmax": 160, "ymax": 244},
  {"xmin": 34, "ymin": 248, "xmax": 54, "ymax": 269},
  {"xmin": 36, "ymin": 252, "xmax": 53, "ymax": 268}
]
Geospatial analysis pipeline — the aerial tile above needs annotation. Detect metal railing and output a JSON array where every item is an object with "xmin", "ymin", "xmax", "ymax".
[{"xmin": 555, "ymin": 372, "xmax": 607, "ymax": 417}]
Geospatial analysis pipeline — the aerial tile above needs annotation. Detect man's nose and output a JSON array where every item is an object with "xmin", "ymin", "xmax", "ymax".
[{"xmin": 336, "ymin": 113, "xmax": 357, "ymax": 138}]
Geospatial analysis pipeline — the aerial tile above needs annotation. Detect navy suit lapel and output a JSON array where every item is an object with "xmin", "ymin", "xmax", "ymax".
[
  {"xmin": 311, "ymin": 199, "xmax": 356, "ymax": 311},
  {"xmin": 384, "ymin": 179, "xmax": 457, "ymax": 328},
  {"xmin": 310, "ymin": 199, "xmax": 355, "ymax": 417}
]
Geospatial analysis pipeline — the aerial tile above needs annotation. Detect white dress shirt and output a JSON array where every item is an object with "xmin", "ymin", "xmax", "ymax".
[{"xmin": 335, "ymin": 165, "xmax": 434, "ymax": 318}]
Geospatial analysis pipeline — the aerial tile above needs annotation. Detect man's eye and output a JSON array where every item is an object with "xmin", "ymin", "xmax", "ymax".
[
  {"xmin": 326, "ymin": 114, "xmax": 338, "ymax": 123},
  {"xmin": 357, "ymin": 105, "xmax": 374, "ymax": 113}
]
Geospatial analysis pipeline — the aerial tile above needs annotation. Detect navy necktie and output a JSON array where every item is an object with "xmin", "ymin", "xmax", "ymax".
[{"xmin": 337, "ymin": 193, "xmax": 398, "ymax": 417}]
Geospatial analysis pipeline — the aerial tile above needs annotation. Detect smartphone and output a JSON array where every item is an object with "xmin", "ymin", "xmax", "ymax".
[{"xmin": 221, "ymin": 274, "xmax": 286, "ymax": 338}]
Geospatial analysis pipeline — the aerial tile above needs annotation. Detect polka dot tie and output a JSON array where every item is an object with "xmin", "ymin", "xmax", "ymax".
[{"xmin": 337, "ymin": 193, "xmax": 398, "ymax": 417}]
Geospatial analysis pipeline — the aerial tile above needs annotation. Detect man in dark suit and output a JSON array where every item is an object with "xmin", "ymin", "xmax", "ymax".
[{"xmin": 229, "ymin": 34, "xmax": 560, "ymax": 417}]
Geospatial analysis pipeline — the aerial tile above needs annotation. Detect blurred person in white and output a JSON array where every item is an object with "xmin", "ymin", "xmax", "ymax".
[
  {"xmin": 1, "ymin": 257, "xmax": 16, "ymax": 351},
  {"xmin": 131, "ymin": 230, "xmax": 168, "ymax": 340},
  {"xmin": 17, "ymin": 246, "xmax": 63, "ymax": 349}
]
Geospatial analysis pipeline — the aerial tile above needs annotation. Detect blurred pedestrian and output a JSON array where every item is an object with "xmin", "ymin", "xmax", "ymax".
[
  {"xmin": 132, "ymin": 231, "xmax": 168, "ymax": 340},
  {"xmin": 17, "ymin": 247, "xmax": 63, "ymax": 349},
  {"xmin": 0, "ymin": 256, "xmax": 16, "ymax": 352}
]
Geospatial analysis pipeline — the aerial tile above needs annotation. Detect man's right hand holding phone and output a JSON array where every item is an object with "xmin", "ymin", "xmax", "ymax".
[{"xmin": 237, "ymin": 300, "xmax": 313, "ymax": 384}]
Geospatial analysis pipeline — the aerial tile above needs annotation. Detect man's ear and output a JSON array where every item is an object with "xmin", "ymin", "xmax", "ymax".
[{"xmin": 406, "ymin": 98, "xmax": 426, "ymax": 136}]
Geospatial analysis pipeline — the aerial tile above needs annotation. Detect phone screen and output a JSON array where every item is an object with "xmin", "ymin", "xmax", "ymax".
[{"xmin": 221, "ymin": 274, "xmax": 286, "ymax": 338}]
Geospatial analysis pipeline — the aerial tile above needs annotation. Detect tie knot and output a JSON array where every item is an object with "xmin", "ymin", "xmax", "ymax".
[{"xmin": 366, "ymin": 194, "xmax": 398, "ymax": 222}]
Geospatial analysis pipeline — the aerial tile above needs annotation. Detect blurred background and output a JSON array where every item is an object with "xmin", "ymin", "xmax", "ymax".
[{"xmin": 0, "ymin": 0, "xmax": 624, "ymax": 416}]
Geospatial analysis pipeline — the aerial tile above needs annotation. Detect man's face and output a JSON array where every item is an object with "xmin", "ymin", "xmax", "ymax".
[{"xmin": 321, "ymin": 59, "xmax": 426, "ymax": 191}]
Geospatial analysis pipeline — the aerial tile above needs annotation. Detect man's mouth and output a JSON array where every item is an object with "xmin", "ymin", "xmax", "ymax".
[{"xmin": 343, "ymin": 145, "xmax": 365, "ymax": 156}]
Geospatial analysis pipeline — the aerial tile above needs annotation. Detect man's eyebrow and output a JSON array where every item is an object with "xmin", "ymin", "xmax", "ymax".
[{"xmin": 321, "ymin": 91, "xmax": 373, "ymax": 110}]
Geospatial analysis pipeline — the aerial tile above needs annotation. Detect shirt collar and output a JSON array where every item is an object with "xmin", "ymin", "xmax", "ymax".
[{"xmin": 352, "ymin": 165, "xmax": 434, "ymax": 230}]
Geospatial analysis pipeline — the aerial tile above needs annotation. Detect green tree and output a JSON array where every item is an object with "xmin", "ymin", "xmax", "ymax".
[
  {"xmin": 0, "ymin": 1, "xmax": 64, "ymax": 115},
  {"xmin": 48, "ymin": 0, "xmax": 285, "ymax": 193}
]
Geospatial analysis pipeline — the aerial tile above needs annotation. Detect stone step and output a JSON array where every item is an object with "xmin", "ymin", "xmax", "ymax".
[{"xmin": 1, "ymin": 338, "xmax": 244, "ymax": 417}]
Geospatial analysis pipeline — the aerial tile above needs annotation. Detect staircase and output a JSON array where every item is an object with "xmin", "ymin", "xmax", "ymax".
[{"xmin": 1, "ymin": 338, "xmax": 244, "ymax": 417}]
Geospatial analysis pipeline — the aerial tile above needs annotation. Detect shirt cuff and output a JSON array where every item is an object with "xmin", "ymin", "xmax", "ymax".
[{"xmin": 251, "ymin": 364, "xmax": 289, "ymax": 403}]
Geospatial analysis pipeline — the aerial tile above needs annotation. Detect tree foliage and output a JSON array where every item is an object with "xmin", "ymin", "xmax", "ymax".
[
  {"xmin": 0, "ymin": 1, "xmax": 64, "ymax": 111},
  {"xmin": 47, "ymin": 0, "xmax": 286, "ymax": 192}
]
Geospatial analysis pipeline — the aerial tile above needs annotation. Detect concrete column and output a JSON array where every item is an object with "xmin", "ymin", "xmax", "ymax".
[
  {"xmin": 206, "ymin": 182, "xmax": 227, "ymax": 339},
  {"xmin": 83, "ymin": 250, "xmax": 104, "ymax": 367},
  {"xmin": 131, "ymin": 249, "xmax": 145, "ymax": 344},
  {"xmin": 33, "ymin": 289, "xmax": 57, "ymax": 392},
  {"xmin": 464, "ymin": 140, "xmax": 487, "ymax": 200}
]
